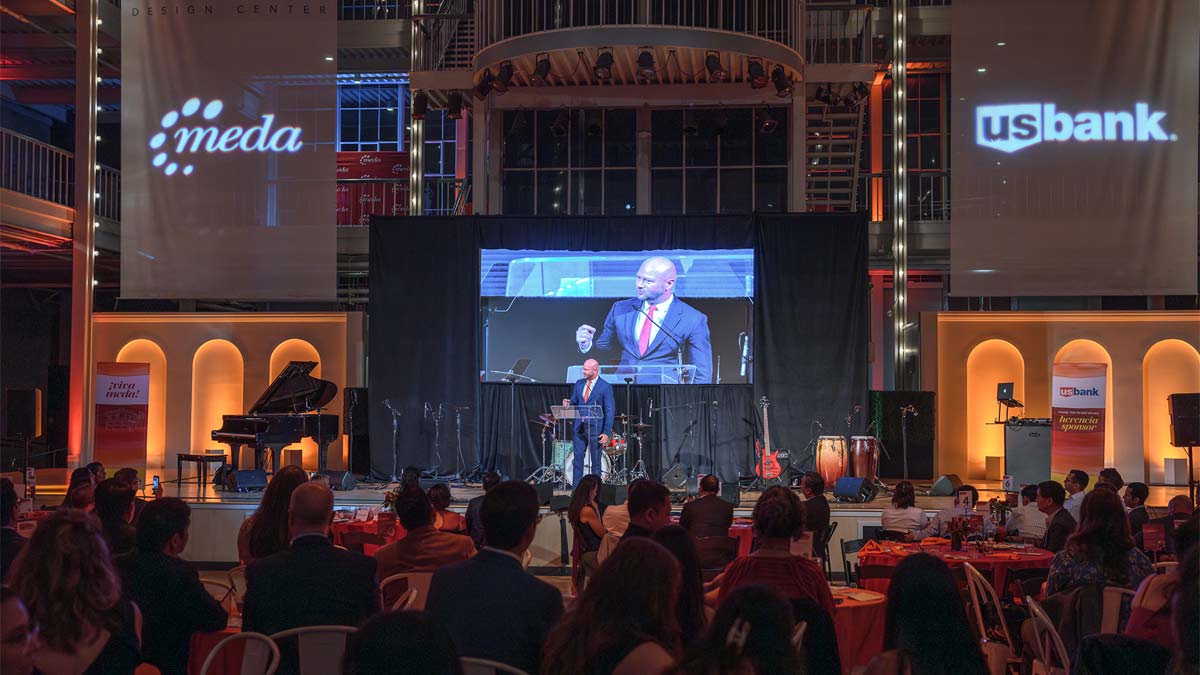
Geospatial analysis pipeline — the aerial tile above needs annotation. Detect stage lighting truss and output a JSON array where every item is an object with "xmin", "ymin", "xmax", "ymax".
[
  {"xmin": 747, "ymin": 59, "xmax": 769, "ymax": 89},
  {"xmin": 593, "ymin": 50, "xmax": 614, "ymax": 80},
  {"xmin": 705, "ymin": 51, "xmax": 727, "ymax": 82},
  {"xmin": 474, "ymin": 69, "xmax": 495, "ymax": 100},
  {"xmin": 531, "ymin": 54, "xmax": 552, "ymax": 86},
  {"xmin": 636, "ymin": 50, "xmax": 656, "ymax": 81},
  {"xmin": 771, "ymin": 66, "xmax": 792, "ymax": 98},
  {"xmin": 447, "ymin": 92, "xmax": 464, "ymax": 119},
  {"xmin": 411, "ymin": 90, "xmax": 428, "ymax": 120},
  {"xmin": 493, "ymin": 61, "xmax": 514, "ymax": 94}
]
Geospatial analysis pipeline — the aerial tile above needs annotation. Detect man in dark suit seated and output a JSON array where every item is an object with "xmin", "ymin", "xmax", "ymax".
[
  {"xmin": 1124, "ymin": 482, "xmax": 1150, "ymax": 537},
  {"xmin": 118, "ymin": 498, "xmax": 228, "ymax": 675},
  {"xmin": 622, "ymin": 480, "xmax": 673, "ymax": 541},
  {"xmin": 1, "ymin": 478, "xmax": 26, "ymax": 581},
  {"xmin": 562, "ymin": 358, "xmax": 615, "ymax": 487},
  {"xmin": 426, "ymin": 481, "xmax": 563, "ymax": 675},
  {"xmin": 242, "ymin": 482, "xmax": 380, "ymax": 654},
  {"xmin": 680, "ymin": 474, "xmax": 733, "ymax": 539},
  {"xmin": 1036, "ymin": 480, "xmax": 1076, "ymax": 553},
  {"xmin": 574, "ymin": 256, "xmax": 713, "ymax": 384},
  {"xmin": 799, "ymin": 472, "xmax": 831, "ymax": 537},
  {"xmin": 466, "ymin": 471, "xmax": 501, "ymax": 549},
  {"xmin": 374, "ymin": 485, "xmax": 475, "ymax": 579}
]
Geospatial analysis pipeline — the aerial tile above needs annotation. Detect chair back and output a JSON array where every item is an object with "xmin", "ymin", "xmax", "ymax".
[
  {"xmin": 200, "ymin": 631, "xmax": 280, "ymax": 675},
  {"xmin": 790, "ymin": 621, "xmax": 808, "ymax": 651},
  {"xmin": 227, "ymin": 566, "xmax": 247, "ymax": 608},
  {"xmin": 596, "ymin": 531, "xmax": 622, "ymax": 564},
  {"xmin": 695, "ymin": 535, "xmax": 738, "ymax": 569},
  {"xmin": 201, "ymin": 579, "xmax": 237, "ymax": 613},
  {"xmin": 963, "ymin": 563, "xmax": 1014, "ymax": 675},
  {"xmin": 340, "ymin": 531, "xmax": 387, "ymax": 555},
  {"xmin": 839, "ymin": 537, "xmax": 869, "ymax": 585},
  {"xmin": 391, "ymin": 586, "xmax": 419, "ymax": 611},
  {"xmin": 816, "ymin": 522, "xmax": 838, "ymax": 578},
  {"xmin": 790, "ymin": 599, "xmax": 842, "ymax": 675},
  {"xmin": 269, "ymin": 626, "xmax": 356, "ymax": 675},
  {"xmin": 1153, "ymin": 561, "xmax": 1178, "ymax": 574},
  {"xmin": 380, "ymin": 572, "xmax": 434, "ymax": 611},
  {"xmin": 1027, "ymin": 596, "xmax": 1070, "ymax": 675},
  {"xmin": 460, "ymin": 657, "xmax": 533, "ymax": 675},
  {"xmin": 1100, "ymin": 586, "xmax": 1135, "ymax": 633}
]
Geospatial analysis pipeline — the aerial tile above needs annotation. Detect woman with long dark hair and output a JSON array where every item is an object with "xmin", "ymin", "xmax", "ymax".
[
  {"xmin": 569, "ymin": 474, "xmax": 606, "ymax": 577},
  {"xmin": 61, "ymin": 467, "xmax": 96, "ymax": 507},
  {"xmin": 652, "ymin": 525, "xmax": 709, "ymax": 646},
  {"xmin": 542, "ymin": 537, "xmax": 681, "ymax": 675},
  {"xmin": 429, "ymin": 483, "xmax": 467, "ymax": 534},
  {"xmin": 670, "ymin": 584, "xmax": 801, "ymax": 675},
  {"xmin": 865, "ymin": 553, "xmax": 987, "ymax": 675},
  {"xmin": 237, "ymin": 465, "xmax": 310, "ymax": 564},
  {"xmin": 1046, "ymin": 488, "xmax": 1153, "ymax": 595},
  {"xmin": 881, "ymin": 480, "xmax": 926, "ymax": 537}
]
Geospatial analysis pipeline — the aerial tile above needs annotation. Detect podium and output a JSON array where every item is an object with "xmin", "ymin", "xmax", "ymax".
[{"xmin": 565, "ymin": 364, "xmax": 698, "ymax": 384}]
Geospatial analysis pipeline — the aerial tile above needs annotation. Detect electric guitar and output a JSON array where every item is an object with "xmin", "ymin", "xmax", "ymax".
[{"xmin": 755, "ymin": 397, "xmax": 784, "ymax": 481}]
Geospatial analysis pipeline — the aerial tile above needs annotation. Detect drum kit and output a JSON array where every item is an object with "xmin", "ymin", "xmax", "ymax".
[{"xmin": 527, "ymin": 412, "xmax": 653, "ymax": 488}]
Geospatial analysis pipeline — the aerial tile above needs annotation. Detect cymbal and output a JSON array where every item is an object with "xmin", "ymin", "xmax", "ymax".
[
  {"xmin": 538, "ymin": 413, "xmax": 555, "ymax": 424},
  {"xmin": 631, "ymin": 422, "xmax": 654, "ymax": 430},
  {"xmin": 528, "ymin": 417, "xmax": 551, "ymax": 427},
  {"xmin": 614, "ymin": 414, "xmax": 637, "ymax": 421}
]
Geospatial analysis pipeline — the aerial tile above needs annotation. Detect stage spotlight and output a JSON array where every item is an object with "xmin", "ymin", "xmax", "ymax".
[
  {"xmin": 771, "ymin": 66, "xmax": 792, "ymax": 98},
  {"xmin": 845, "ymin": 82, "xmax": 870, "ymax": 107},
  {"xmin": 759, "ymin": 109, "xmax": 778, "ymax": 134},
  {"xmin": 814, "ymin": 83, "xmax": 830, "ymax": 105},
  {"xmin": 593, "ymin": 50, "xmax": 614, "ymax": 80},
  {"xmin": 474, "ymin": 69, "xmax": 495, "ymax": 100},
  {"xmin": 411, "ymin": 90, "xmax": 428, "ymax": 120},
  {"xmin": 636, "ymin": 50, "xmax": 656, "ymax": 80},
  {"xmin": 747, "ymin": 59, "xmax": 769, "ymax": 89},
  {"xmin": 531, "ymin": 54, "xmax": 551, "ymax": 85},
  {"xmin": 493, "ymin": 61, "xmax": 514, "ymax": 93},
  {"xmin": 550, "ymin": 111, "xmax": 569, "ymax": 138},
  {"xmin": 447, "ymin": 92, "xmax": 463, "ymax": 119},
  {"xmin": 705, "ymin": 51, "xmax": 727, "ymax": 82}
]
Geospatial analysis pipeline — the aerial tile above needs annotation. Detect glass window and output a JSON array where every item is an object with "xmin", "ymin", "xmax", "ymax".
[
  {"xmin": 719, "ymin": 168, "xmax": 753, "ymax": 213},
  {"xmin": 651, "ymin": 110, "xmax": 683, "ymax": 167},
  {"xmin": 572, "ymin": 170, "xmax": 603, "ymax": 215},
  {"xmin": 504, "ymin": 111, "xmax": 535, "ymax": 169},
  {"xmin": 536, "ymin": 170, "xmax": 568, "ymax": 214},
  {"xmin": 685, "ymin": 168, "xmax": 718, "ymax": 214},
  {"xmin": 652, "ymin": 170, "xmax": 683, "ymax": 214},
  {"xmin": 337, "ymin": 79, "xmax": 406, "ymax": 151},
  {"xmin": 605, "ymin": 109, "xmax": 636, "ymax": 167},
  {"xmin": 605, "ymin": 169, "xmax": 637, "ymax": 215},
  {"xmin": 503, "ymin": 171, "xmax": 534, "ymax": 215},
  {"xmin": 755, "ymin": 168, "xmax": 786, "ymax": 212},
  {"xmin": 536, "ymin": 111, "xmax": 569, "ymax": 168}
]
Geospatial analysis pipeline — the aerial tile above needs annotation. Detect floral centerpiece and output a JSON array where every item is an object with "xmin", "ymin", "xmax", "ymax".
[
  {"xmin": 946, "ymin": 516, "xmax": 971, "ymax": 551},
  {"xmin": 988, "ymin": 497, "xmax": 1012, "ymax": 526}
]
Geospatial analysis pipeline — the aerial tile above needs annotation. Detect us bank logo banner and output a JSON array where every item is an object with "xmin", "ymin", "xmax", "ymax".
[
  {"xmin": 121, "ymin": 0, "xmax": 336, "ymax": 300},
  {"xmin": 950, "ymin": 0, "xmax": 1197, "ymax": 297}
]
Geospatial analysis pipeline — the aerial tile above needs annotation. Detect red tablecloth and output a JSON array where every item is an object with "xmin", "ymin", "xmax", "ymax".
[
  {"xmin": 832, "ymin": 586, "xmax": 887, "ymax": 673},
  {"xmin": 857, "ymin": 543, "xmax": 1054, "ymax": 594},
  {"xmin": 329, "ymin": 518, "xmax": 406, "ymax": 556},
  {"xmin": 188, "ymin": 627, "xmax": 240, "ymax": 675}
]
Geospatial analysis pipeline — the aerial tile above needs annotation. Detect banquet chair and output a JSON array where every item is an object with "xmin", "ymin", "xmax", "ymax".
[
  {"xmin": 227, "ymin": 566, "xmax": 247, "ymax": 606},
  {"xmin": 791, "ymin": 599, "xmax": 842, "ymax": 675},
  {"xmin": 839, "ymin": 538, "xmax": 870, "ymax": 585},
  {"xmin": 964, "ymin": 563, "xmax": 1017, "ymax": 675},
  {"xmin": 695, "ymin": 536, "xmax": 738, "ymax": 569},
  {"xmin": 460, "ymin": 657, "xmax": 532, "ymax": 675},
  {"xmin": 1026, "ymin": 597, "xmax": 1070, "ymax": 675},
  {"xmin": 391, "ymin": 586, "xmax": 419, "ymax": 611},
  {"xmin": 201, "ymin": 579, "xmax": 237, "ymax": 614},
  {"xmin": 1100, "ymin": 586, "xmax": 1135, "ymax": 634},
  {"xmin": 379, "ymin": 572, "xmax": 433, "ymax": 611},
  {"xmin": 1152, "ymin": 561, "xmax": 1177, "ymax": 574},
  {"xmin": 815, "ymin": 523, "xmax": 838, "ymax": 579},
  {"xmin": 200, "ymin": 631, "xmax": 280, "ymax": 675},
  {"xmin": 791, "ymin": 621, "xmax": 808, "ymax": 652},
  {"xmin": 596, "ymin": 531, "xmax": 622, "ymax": 564},
  {"xmin": 269, "ymin": 625, "xmax": 356, "ymax": 675}
]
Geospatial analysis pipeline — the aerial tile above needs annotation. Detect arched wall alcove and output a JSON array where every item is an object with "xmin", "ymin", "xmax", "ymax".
[
  {"xmin": 268, "ymin": 339, "xmax": 323, "ymax": 467},
  {"xmin": 116, "ymin": 339, "xmax": 168, "ymax": 473},
  {"xmin": 1053, "ymin": 339, "xmax": 1115, "ymax": 469},
  {"xmin": 191, "ymin": 340, "xmax": 244, "ymax": 456},
  {"xmin": 966, "ymin": 339, "xmax": 1025, "ymax": 479},
  {"xmin": 1143, "ymin": 339, "xmax": 1200, "ymax": 483}
]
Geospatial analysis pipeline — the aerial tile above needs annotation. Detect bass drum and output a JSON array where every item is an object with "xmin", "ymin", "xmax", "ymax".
[
  {"xmin": 849, "ymin": 436, "xmax": 879, "ymax": 483},
  {"xmin": 815, "ymin": 435, "xmax": 847, "ymax": 488},
  {"xmin": 563, "ymin": 448, "xmax": 613, "ymax": 486}
]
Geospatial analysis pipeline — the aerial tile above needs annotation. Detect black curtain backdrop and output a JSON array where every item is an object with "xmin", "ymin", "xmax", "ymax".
[{"xmin": 368, "ymin": 214, "xmax": 868, "ymax": 482}]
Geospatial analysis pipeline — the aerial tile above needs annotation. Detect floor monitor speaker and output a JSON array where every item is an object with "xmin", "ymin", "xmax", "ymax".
[
  {"xmin": 534, "ymin": 482, "xmax": 553, "ymax": 506},
  {"xmin": 599, "ymin": 483, "xmax": 628, "ymax": 506},
  {"xmin": 321, "ymin": 470, "xmax": 357, "ymax": 491},
  {"xmin": 930, "ymin": 474, "xmax": 963, "ymax": 497},
  {"xmin": 225, "ymin": 469, "xmax": 268, "ymax": 493}
]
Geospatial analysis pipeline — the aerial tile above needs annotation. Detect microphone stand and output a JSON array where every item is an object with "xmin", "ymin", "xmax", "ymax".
[{"xmin": 383, "ymin": 399, "xmax": 402, "ymax": 482}]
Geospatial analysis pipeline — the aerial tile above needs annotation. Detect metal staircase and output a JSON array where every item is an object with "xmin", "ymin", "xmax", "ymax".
[
  {"xmin": 805, "ymin": 103, "xmax": 865, "ymax": 212},
  {"xmin": 439, "ymin": 13, "xmax": 474, "ymax": 70}
]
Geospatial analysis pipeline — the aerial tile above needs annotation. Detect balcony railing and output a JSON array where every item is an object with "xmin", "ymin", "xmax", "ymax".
[
  {"xmin": 423, "ymin": 177, "xmax": 470, "ymax": 215},
  {"xmin": 857, "ymin": 170, "xmax": 949, "ymax": 222},
  {"xmin": 339, "ymin": 0, "xmax": 412, "ymax": 21},
  {"xmin": 806, "ymin": 4, "xmax": 874, "ymax": 64},
  {"xmin": 476, "ymin": 0, "xmax": 804, "ymax": 54},
  {"xmin": 1, "ymin": 128, "xmax": 120, "ymax": 222}
]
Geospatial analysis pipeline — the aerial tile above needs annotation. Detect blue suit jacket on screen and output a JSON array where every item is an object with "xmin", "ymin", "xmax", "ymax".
[
  {"xmin": 588, "ymin": 296, "xmax": 713, "ymax": 383},
  {"xmin": 569, "ymin": 376, "xmax": 615, "ymax": 436}
]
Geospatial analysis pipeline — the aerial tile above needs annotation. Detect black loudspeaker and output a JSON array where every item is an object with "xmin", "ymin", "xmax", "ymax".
[
  {"xmin": 321, "ymin": 470, "xmax": 357, "ymax": 491},
  {"xmin": 930, "ymin": 474, "xmax": 963, "ymax": 497},
  {"xmin": 833, "ymin": 476, "xmax": 877, "ymax": 503},
  {"xmin": 344, "ymin": 388, "xmax": 370, "ymax": 474},
  {"xmin": 549, "ymin": 494, "xmax": 572, "ymax": 511},
  {"xmin": 4, "ymin": 388, "xmax": 41, "ymax": 439},
  {"xmin": 661, "ymin": 464, "xmax": 688, "ymax": 490},
  {"xmin": 1169, "ymin": 393, "xmax": 1200, "ymax": 447},
  {"xmin": 599, "ymin": 483, "xmax": 628, "ymax": 506},
  {"xmin": 225, "ymin": 469, "xmax": 268, "ymax": 492},
  {"xmin": 534, "ymin": 482, "xmax": 553, "ymax": 506},
  {"xmin": 720, "ymin": 481, "xmax": 740, "ymax": 506},
  {"xmin": 869, "ymin": 391, "xmax": 936, "ymax": 480},
  {"xmin": 1005, "ymin": 422, "xmax": 1051, "ymax": 488}
]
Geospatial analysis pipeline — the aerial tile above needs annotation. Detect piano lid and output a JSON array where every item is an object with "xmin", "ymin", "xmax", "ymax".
[{"xmin": 247, "ymin": 361, "xmax": 338, "ymax": 415}]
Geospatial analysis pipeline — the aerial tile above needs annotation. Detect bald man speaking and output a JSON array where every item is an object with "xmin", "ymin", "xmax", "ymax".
[
  {"xmin": 575, "ymin": 256, "xmax": 713, "ymax": 384},
  {"xmin": 563, "ymin": 358, "xmax": 615, "ymax": 485}
]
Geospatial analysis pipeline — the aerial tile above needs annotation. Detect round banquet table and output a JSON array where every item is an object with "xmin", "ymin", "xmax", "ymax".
[
  {"xmin": 329, "ymin": 518, "xmax": 406, "ymax": 555},
  {"xmin": 856, "ymin": 542, "xmax": 1055, "ymax": 595},
  {"xmin": 188, "ymin": 618, "xmax": 241, "ymax": 675},
  {"xmin": 831, "ymin": 585, "xmax": 887, "ymax": 673}
]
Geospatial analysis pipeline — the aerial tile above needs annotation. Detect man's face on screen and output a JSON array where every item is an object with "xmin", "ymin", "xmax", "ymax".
[{"xmin": 635, "ymin": 258, "xmax": 676, "ymax": 303}]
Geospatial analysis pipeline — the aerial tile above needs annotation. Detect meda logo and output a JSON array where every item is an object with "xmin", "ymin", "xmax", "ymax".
[
  {"xmin": 148, "ymin": 97, "xmax": 303, "ymax": 176},
  {"xmin": 975, "ymin": 102, "xmax": 1177, "ymax": 154},
  {"xmin": 1059, "ymin": 386, "xmax": 1100, "ymax": 398}
]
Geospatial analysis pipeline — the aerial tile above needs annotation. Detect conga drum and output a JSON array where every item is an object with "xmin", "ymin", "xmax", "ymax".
[
  {"xmin": 815, "ymin": 436, "xmax": 847, "ymax": 488},
  {"xmin": 849, "ymin": 436, "xmax": 879, "ymax": 483}
]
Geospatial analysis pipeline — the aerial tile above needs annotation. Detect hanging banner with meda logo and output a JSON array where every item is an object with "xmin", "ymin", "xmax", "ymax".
[
  {"xmin": 94, "ymin": 362, "xmax": 150, "ymax": 476},
  {"xmin": 335, "ymin": 152, "xmax": 409, "ymax": 226},
  {"xmin": 121, "ymin": 0, "xmax": 336, "ymax": 300},
  {"xmin": 1050, "ymin": 363, "xmax": 1107, "ymax": 479}
]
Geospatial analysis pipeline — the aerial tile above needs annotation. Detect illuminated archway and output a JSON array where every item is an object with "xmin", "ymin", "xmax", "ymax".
[
  {"xmin": 1054, "ymin": 339, "xmax": 1114, "ymax": 468},
  {"xmin": 1143, "ymin": 339, "xmax": 1200, "ymax": 483},
  {"xmin": 966, "ymin": 339, "xmax": 1025, "ymax": 479},
  {"xmin": 268, "ymin": 339, "xmax": 323, "ymax": 467},
  {"xmin": 116, "ymin": 339, "xmax": 168, "ymax": 474},
  {"xmin": 191, "ymin": 340, "xmax": 244, "ymax": 458}
]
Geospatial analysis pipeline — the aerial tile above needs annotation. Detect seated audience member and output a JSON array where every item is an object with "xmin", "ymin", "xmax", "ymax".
[
  {"xmin": 1125, "ymin": 515, "xmax": 1198, "ymax": 651},
  {"xmin": 881, "ymin": 481, "xmax": 926, "ymax": 536},
  {"xmin": 1099, "ymin": 467, "xmax": 1125, "ymax": 492},
  {"xmin": 65, "ymin": 483, "xmax": 96, "ymax": 512},
  {"xmin": 427, "ymin": 481, "xmax": 563, "ymax": 674},
  {"xmin": 111, "ymin": 468, "xmax": 154, "ymax": 526},
  {"xmin": 864, "ymin": 553, "xmax": 987, "ymax": 675},
  {"xmin": 1, "ymin": 478, "xmax": 27, "ymax": 580},
  {"xmin": 87, "ymin": 461, "xmax": 107, "ymax": 485},
  {"xmin": 914, "ymin": 484, "xmax": 994, "ymax": 541},
  {"xmin": 1063, "ymin": 469, "xmax": 1089, "ymax": 521},
  {"xmin": 680, "ymin": 474, "xmax": 734, "ymax": 540},
  {"xmin": 465, "ymin": 471, "xmax": 501, "ymax": 548},
  {"xmin": 799, "ymin": 472, "xmax": 831, "ymax": 537},
  {"xmin": 10, "ymin": 510, "xmax": 142, "ymax": 674},
  {"xmin": 1008, "ymin": 484, "xmax": 1047, "ymax": 540},
  {"xmin": 653, "ymin": 525, "xmax": 709, "ymax": 646},
  {"xmin": 670, "ymin": 584, "xmax": 801, "ymax": 675},
  {"xmin": 94, "ymin": 479, "xmax": 137, "ymax": 559},
  {"xmin": 237, "ymin": 465, "xmax": 309, "ymax": 565},
  {"xmin": 344, "ymin": 611, "xmax": 463, "ymax": 675},
  {"xmin": 1169, "ymin": 548, "xmax": 1199, "ymax": 675},
  {"xmin": 1, "ymin": 586, "xmax": 36, "ymax": 675},
  {"xmin": 1124, "ymin": 482, "xmax": 1150, "ymax": 537},
  {"xmin": 622, "ymin": 479, "xmax": 673, "ymax": 540},
  {"xmin": 1045, "ymin": 488, "xmax": 1153, "ymax": 597},
  {"xmin": 429, "ymin": 483, "xmax": 468, "ymax": 534},
  {"xmin": 61, "ymin": 467, "xmax": 95, "ymax": 506},
  {"xmin": 399, "ymin": 466, "xmax": 422, "ymax": 490},
  {"xmin": 602, "ymin": 494, "xmax": 631, "ymax": 535},
  {"xmin": 717, "ymin": 487, "xmax": 834, "ymax": 614},
  {"xmin": 242, "ymin": 483, "xmax": 380, "ymax": 638},
  {"xmin": 569, "ymin": 474, "xmax": 606, "ymax": 577},
  {"xmin": 375, "ymin": 486, "xmax": 475, "ymax": 578},
  {"xmin": 1036, "ymin": 480, "xmax": 1076, "ymax": 553},
  {"xmin": 542, "ymin": 538, "xmax": 680, "ymax": 675},
  {"xmin": 119, "ymin": 498, "xmax": 227, "ymax": 675}
]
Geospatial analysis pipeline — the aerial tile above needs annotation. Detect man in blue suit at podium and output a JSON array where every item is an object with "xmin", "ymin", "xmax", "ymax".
[
  {"xmin": 574, "ymin": 256, "xmax": 713, "ymax": 384},
  {"xmin": 562, "ymin": 358, "xmax": 615, "ymax": 486}
]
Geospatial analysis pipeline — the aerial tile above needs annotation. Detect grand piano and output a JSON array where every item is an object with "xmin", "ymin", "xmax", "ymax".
[{"xmin": 211, "ymin": 361, "xmax": 340, "ymax": 473}]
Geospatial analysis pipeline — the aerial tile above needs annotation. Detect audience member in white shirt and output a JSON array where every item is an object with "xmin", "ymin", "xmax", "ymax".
[
  {"xmin": 880, "ymin": 481, "xmax": 927, "ymax": 536},
  {"xmin": 1007, "ymin": 484, "xmax": 1046, "ymax": 540},
  {"xmin": 1063, "ymin": 469, "xmax": 1088, "ymax": 522}
]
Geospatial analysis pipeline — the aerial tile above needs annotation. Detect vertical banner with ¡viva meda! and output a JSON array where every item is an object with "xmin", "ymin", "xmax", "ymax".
[
  {"xmin": 1050, "ymin": 362, "xmax": 1107, "ymax": 480},
  {"xmin": 94, "ymin": 362, "xmax": 150, "ymax": 477}
]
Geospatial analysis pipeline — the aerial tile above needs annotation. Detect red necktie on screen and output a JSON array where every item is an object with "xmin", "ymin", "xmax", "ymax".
[
  {"xmin": 638, "ymin": 304, "xmax": 656, "ymax": 356},
  {"xmin": 583, "ymin": 379, "xmax": 593, "ymax": 402}
]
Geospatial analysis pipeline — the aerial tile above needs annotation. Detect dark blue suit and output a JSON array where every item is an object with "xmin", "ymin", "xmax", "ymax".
[
  {"xmin": 569, "ymin": 376, "xmax": 614, "ymax": 485},
  {"xmin": 587, "ymin": 296, "xmax": 713, "ymax": 383}
]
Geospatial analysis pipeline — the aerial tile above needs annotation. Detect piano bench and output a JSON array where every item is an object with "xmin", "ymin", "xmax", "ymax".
[{"xmin": 177, "ymin": 453, "xmax": 228, "ymax": 487}]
